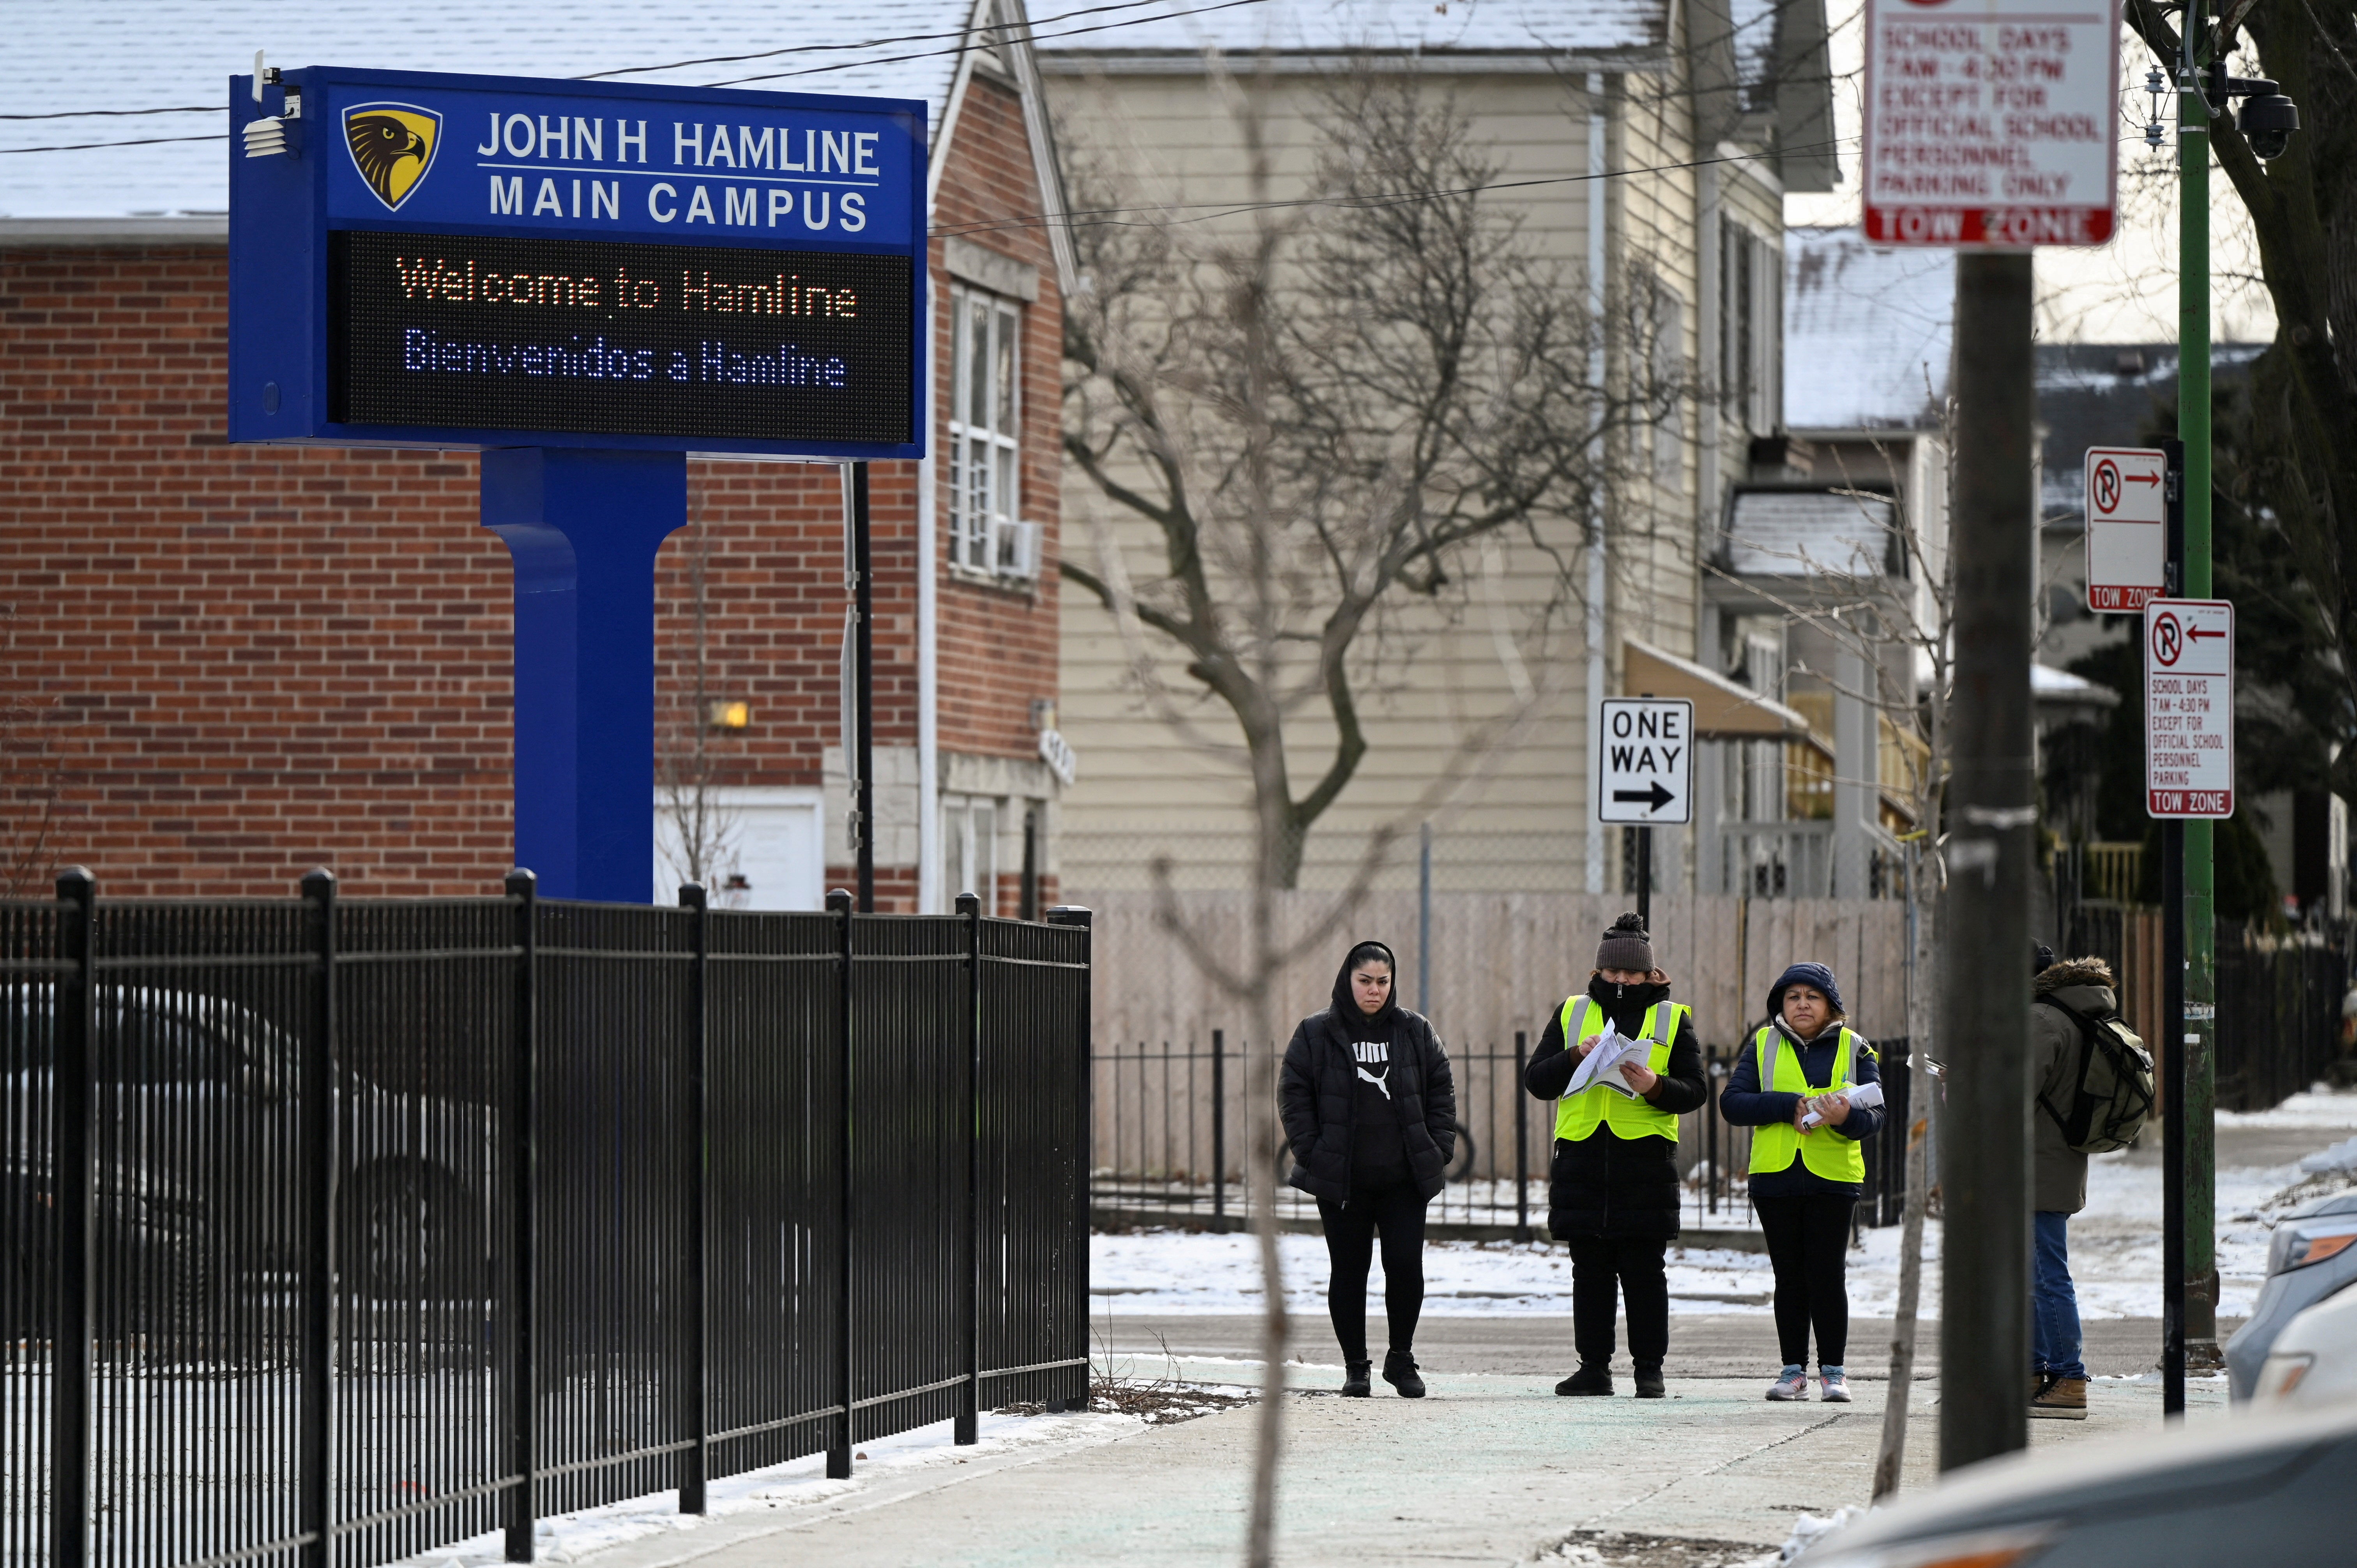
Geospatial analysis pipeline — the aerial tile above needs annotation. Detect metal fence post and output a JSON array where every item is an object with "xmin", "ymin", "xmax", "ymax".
[
  {"xmin": 956, "ymin": 891, "xmax": 982, "ymax": 1446},
  {"xmin": 1512, "ymin": 1031, "xmax": 1530, "ymax": 1243},
  {"xmin": 826, "ymin": 888, "xmax": 855, "ymax": 1478},
  {"xmin": 298, "ymin": 868, "xmax": 339, "ymax": 1568},
  {"xmin": 51, "ymin": 867, "xmax": 95, "ymax": 1568},
  {"xmin": 1210, "ymin": 1029, "xmax": 1226, "ymax": 1226},
  {"xmin": 679, "ymin": 882, "xmax": 709, "ymax": 1513},
  {"xmin": 503, "ymin": 869, "xmax": 538, "ymax": 1563},
  {"xmin": 1047, "ymin": 908, "xmax": 1093, "ymax": 1413}
]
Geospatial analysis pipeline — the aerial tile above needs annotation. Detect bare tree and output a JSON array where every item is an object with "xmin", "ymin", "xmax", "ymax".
[
  {"xmin": 2122, "ymin": 0, "xmax": 2357, "ymax": 808},
  {"xmin": 1710, "ymin": 422, "xmax": 1954, "ymax": 1499},
  {"xmin": 1, "ymin": 606, "xmax": 70, "ymax": 899},
  {"xmin": 657, "ymin": 498, "xmax": 742, "ymax": 901},
  {"xmin": 1060, "ymin": 71, "xmax": 1691, "ymax": 889},
  {"xmin": 1060, "ymin": 64, "xmax": 1636, "ymax": 1564}
]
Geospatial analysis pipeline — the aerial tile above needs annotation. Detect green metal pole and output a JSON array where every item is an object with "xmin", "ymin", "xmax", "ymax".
[{"xmin": 2179, "ymin": 11, "xmax": 2221, "ymax": 1359}]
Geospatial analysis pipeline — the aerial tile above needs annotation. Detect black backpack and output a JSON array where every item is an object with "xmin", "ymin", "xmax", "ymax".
[{"xmin": 2035, "ymin": 994, "xmax": 2155, "ymax": 1154}]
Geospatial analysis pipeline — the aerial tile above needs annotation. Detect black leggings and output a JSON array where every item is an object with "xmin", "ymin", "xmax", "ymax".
[
  {"xmin": 1315, "ymin": 1183, "xmax": 1429, "ymax": 1362},
  {"xmin": 1754, "ymin": 1193, "xmax": 1855, "ymax": 1368}
]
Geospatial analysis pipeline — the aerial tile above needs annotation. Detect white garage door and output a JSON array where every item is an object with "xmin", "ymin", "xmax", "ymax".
[{"xmin": 653, "ymin": 788, "xmax": 824, "ymax": 911}]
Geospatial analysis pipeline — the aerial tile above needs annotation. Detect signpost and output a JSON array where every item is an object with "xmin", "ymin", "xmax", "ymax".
[
  {"xmin": 1862, "ymin": 0, "xmax": 2121, "ymax": 247},
  {"xmin": 1863, "ymin": 0, "xmax": 2122, "ymax": 1476},
  {"xmin": 2145, "ymin": 595, "xmax": 2232, "ymax": 1418},
  {"xmin": 228, "ymin": 65, "xmax": 927, "ymax": 902},
  {"xmin": 1596, "ymin": 697, "xmax": 1692, "ymax": 929},
  {"xmin": 2085, "ymin": 445, "xmax": 2170, "ymax": 612}
]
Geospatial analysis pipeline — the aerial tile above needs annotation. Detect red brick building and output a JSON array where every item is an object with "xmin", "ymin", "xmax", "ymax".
[{"xmin": 1, "ymin": 6, "xmax": 1071, "ymax": 914}]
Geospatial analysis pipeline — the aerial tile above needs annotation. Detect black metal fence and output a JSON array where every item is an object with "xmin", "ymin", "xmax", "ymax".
[
  {"xmin": 3, "ymin": 871, "xmax": 1090, "ymax": 1568},
  {"xmin": 1091, "ymin": 1032, "xmax": 1914, "ymax": 1235},
  {"xmin": 2215, "ymin": 934, "xmax": 2353, "ymax": 1111}
]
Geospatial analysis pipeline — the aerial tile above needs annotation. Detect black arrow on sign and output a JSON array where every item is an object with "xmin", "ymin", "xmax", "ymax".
[{"xmin": 1612, "ymin": 781, "xmax": 1675, "ymax": 812}]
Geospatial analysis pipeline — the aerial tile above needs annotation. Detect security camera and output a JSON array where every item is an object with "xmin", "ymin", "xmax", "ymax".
[{"xmin": 2236, "ymin": 81, "xmax": 2299, "ymax": 161}]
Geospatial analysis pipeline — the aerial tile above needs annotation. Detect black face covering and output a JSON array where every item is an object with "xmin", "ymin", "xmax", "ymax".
[
  {"xmin": 1332, "ymin": 941, "xmax": 1401, "ymax": 1028},
  {"xmin": 1588, "ymin": 974, "xmax": 1671, "ymax": 1017}
]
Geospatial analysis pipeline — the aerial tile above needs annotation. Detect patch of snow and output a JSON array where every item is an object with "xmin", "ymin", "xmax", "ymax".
[
  {"xmin": 382, "ymin": 1408, "xmax": 1140, "ymax": 1568},
  {"xmin": 2299, "ymin": 1135, "xmax": 2357, "ymax": 1175},
  {"xmin": 1779, "ymin": 1506, "xmax": 1868, "ymax": 1561},
  {"xmin": 2216, "ymin": 1087, "xmax": 2357, "ymax": 1129}
]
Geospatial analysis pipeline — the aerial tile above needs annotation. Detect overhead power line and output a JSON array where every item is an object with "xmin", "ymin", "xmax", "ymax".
[{"xmin": 0, "ymin": 0, "xmax": 1266, "ymax": 146}]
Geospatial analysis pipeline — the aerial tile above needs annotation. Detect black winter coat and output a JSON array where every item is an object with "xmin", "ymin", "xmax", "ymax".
[
  {"xmin": 1523, "ymin": 978, "xmax": 1708, "ymax": 1241},
  {"xmin": 1279, "ymin": 953, "xmax": 1457, "ymax": 1203}
]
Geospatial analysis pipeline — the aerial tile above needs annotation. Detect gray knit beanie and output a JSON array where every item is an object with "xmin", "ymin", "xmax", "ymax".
[{"xmin": 1595, "ymin": 913, "xmax": 1654, "ymax": 972}]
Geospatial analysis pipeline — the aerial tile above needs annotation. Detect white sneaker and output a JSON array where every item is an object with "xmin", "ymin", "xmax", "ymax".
[
  {"xmin": 1766, "ymin": 1365, "xmax": 1809, "ymax": 1401},
  {"xmin": 1820, "ymin": 1367, "xmax": 1852, "ymax": 1402}
]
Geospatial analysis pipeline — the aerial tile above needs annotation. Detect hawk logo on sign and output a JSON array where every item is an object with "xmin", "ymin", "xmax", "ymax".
[{"xmin": 343, "ymin": 102, "xmax": 442, "ymax": 212}]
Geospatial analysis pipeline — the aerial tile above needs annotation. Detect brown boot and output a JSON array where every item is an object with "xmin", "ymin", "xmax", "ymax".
[{"xmin": 2029, "ymin": 1374, "xmax": 2088, "ymax": 1419}]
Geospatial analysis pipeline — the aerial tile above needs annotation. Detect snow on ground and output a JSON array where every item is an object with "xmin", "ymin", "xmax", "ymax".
[
  {"xmin": 385, "ymin": 1409, "xmax": 1142, "ymax": 1568},
  {"xmin": 1093, "ymin": 1087, "xmax": 2357, "ymax": 1322}
]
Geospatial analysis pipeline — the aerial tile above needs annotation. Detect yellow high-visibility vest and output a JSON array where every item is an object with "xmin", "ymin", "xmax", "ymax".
[
  {"xmin": 1552, "ymin": 997, "xmax": 1685, "ymax": 1144},
  {"xmin": 1746, "ymin": 1024, "xmax": 1871, "ymax": 1183}
]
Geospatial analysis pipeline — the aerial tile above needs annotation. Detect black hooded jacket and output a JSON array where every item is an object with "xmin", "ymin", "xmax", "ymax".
[
  {"xmin": 1521, "ymin": 975, "xmax": 1708, "ymax": 1240},
  {"xmin": 1279, "ymin": 943, "xmax": 1458, "ymax": 1203}
]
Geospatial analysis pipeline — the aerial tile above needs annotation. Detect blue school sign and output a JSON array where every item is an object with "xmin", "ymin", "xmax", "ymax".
[{"xmin": 228, "ymin": 66, "xmax": 928, "ymax": 900}]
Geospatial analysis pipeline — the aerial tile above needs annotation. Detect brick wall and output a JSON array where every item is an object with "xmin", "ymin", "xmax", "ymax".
[
  {"xmin": 0, "ymin": 245, "xmax": 511, "ymax": 896},
  {"xmin": 930, "ymin": 78, "xmax": 1063, "ymax": 764},
  {"xmin": 2, "ymin": 76, "xmax": 1063, "ymax": 906}
]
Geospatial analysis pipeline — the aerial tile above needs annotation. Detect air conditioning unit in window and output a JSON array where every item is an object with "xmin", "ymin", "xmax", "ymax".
[{"xmin": 994, "ymin": 519, "xmax": 1042, "ymax": 580}]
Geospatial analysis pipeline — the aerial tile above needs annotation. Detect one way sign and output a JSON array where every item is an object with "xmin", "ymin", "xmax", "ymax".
[{"xmin": 1597, "ymin": 698, "xmax": 1693, "ymax": 825}]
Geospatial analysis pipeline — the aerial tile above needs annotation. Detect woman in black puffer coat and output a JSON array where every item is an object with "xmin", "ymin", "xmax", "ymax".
[
  {"xmin": 1522, "ymin": 914, "xmax": 1708, "ymax": 1399},
  {"xmin": 1279, "ymin": 939, "xmax": 1456, "ymax": 1400}
]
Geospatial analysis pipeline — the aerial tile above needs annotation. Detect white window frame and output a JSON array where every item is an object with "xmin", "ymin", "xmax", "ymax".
[{"xmin": 948, "ymin": 285, "xmax": 1028, "ymax": 578}]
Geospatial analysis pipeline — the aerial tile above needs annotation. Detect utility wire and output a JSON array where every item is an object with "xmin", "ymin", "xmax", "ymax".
[
  {"xmin": 0, "ymin": 0, "xmax": 1265, "ymax": 148},
  {"xmin": 581, "ymin": 0, "xmax": 1234, "ymax": 79},
  {"xmin": 0, "ymin": 105, "xmax": 219, "ymax": 120},
  {"xmin": 7, "ymin": 0, "xmax": 1829, "ymax": 147}
]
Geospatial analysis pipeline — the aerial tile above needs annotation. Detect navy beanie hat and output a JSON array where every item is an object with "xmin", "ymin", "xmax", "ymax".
[{"xmin": 1766, "ymin": 962, "xmax": 1845, "ymax": 1022}]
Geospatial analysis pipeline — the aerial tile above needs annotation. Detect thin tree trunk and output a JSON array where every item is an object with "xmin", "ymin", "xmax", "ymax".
[
  {"xmin": 1873, "ymin": 857, "xmax": 1937, "ymax": 1499},
  {"xmin": 1244, "ymin": 874, "xmax": 1287, "ymax": 1567}
]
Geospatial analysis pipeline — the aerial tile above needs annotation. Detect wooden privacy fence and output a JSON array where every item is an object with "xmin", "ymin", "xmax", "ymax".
[{"xmin": 1073, "ymin": 890, "xmax": 1913, "ymax": 1063}]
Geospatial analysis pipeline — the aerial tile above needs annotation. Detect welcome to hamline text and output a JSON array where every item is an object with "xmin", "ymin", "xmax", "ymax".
[{"xmin": 392, "ymin": 254, "xmax": 859, "ymax": 318}]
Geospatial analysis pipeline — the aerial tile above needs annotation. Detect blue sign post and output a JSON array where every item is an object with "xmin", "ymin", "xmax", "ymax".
[{"xmin": 229, "ymin": 66, "xmax": 926, "ymax": 900}]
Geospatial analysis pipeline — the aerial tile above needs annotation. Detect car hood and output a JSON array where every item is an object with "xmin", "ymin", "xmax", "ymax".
[{"xmin": 1808, "ymin": 1401, "xmax": 2357, "ymax": 1559}]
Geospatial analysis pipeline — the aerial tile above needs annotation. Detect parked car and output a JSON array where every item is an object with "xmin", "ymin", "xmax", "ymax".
[
  {"xmin": 2251, "ymin": 1283, "xmax": 2357, "ymax": 1409},
  {"xmin": 2224, "ymin": 1190, "xmax": 2357, "ymax": 1400},
  {"xmin": 1802, "ymin": 1400, "xmax": 2357, "ymax": 1567},
  {"xmin": 4, "ymin": 985, "xmax": 494, "ymax": 1301}
]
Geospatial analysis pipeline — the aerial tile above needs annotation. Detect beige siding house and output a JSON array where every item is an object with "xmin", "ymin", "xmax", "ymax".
[{"xmin": 1039, "ymin": 0, "xmax": 1836, "ymax": 900}]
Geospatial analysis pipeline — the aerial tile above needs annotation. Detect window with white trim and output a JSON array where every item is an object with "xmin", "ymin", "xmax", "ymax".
[{"xmin": 949, "ymin": 286, "xmax": 1025, "ymax": 575}]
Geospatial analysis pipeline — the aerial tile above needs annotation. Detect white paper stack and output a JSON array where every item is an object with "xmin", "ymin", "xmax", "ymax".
[
  {"xmin": 1800, "ymin": 1078, "xmax": 1885, "ymax": 1128},
  {"xmin": 1566, "ymin": 1023, "xmax": 1654, "ymax": 1100}
]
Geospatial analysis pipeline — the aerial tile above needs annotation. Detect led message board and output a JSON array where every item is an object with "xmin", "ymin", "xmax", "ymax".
[{"xmin": 230, "ymin": 67, "xmax": 927, "ymax": 459}]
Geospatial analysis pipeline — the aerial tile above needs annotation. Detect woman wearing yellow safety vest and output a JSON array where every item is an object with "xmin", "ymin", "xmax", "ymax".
[
  {"xmin": 1521, "ymin": 914, "xmax": 1707, "ymax": 1399},
  {"xmin": 1719, "ymin": 961, "xmax": 1884, "ymax": 1403}
]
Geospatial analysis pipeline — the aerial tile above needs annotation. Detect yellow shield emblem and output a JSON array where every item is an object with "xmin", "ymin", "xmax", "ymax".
[{"xmin": 343, "ymin": 102, "xmax": 442, "ymax": 212}]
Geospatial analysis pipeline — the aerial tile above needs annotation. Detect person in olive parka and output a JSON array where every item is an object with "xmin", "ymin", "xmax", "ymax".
[
  {"xmin": 1521, "ymin": 914, "xmax": 1708, "ymax": 1398},
  {"xmin": 1280, "ymin": 939, "xmax": 1457, "ymax": 1399}
]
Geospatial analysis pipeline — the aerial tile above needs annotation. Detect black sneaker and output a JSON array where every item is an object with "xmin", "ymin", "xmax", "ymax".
[
  {"xmin": 1341, "ymin": 1360, "xmax": 1372, "ymax": 1397},
  {"xmin": 1633, "ymin": 1363, "xmax": 1666, "ymax": 1399},
  {"xmin": 1555, "ymin": 1363, "xmax": 1613, "ymax": 1396},
  {"xmin": 1382, "ymin": 1350, "xmax": 1427, "ymax": 1398}
]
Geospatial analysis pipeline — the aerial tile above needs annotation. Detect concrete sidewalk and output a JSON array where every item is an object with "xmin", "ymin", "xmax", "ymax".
[{"xmin": 567, "ymin": 1367, "xmax": 2226, "ymax": 1568}]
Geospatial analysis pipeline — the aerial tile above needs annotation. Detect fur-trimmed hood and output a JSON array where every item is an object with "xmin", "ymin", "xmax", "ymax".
[{"xmin": 2035, "ymin": 956, "xmax": 2115, "ymax": 997}]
